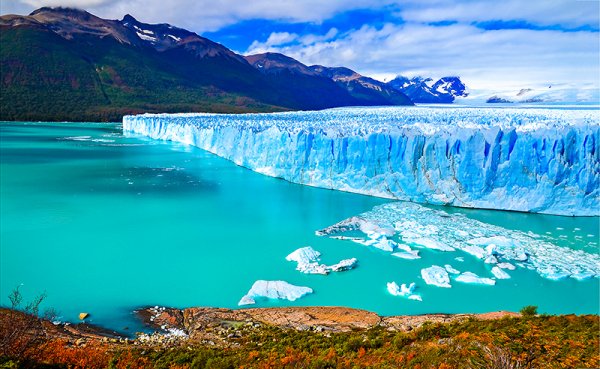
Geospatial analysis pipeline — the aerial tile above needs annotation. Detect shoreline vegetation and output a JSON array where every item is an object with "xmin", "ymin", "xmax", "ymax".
[{"xmin": 1, "ymin": 304, "xmax": 598, "ymax": 368}]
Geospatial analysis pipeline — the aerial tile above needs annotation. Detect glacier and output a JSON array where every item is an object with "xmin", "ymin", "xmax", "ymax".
[
  {"xmin": 316, "ymin": 202, "xmax": 600, "ymax": 282},
  {"xmin": 123, "ymin": 106, "xmax": 600, "ymax": 216}
]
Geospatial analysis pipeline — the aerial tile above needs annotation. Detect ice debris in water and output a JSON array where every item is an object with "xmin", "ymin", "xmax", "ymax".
[
  {"xmin": 421, "ymin": 266, "xmax": 452, "ymax": 288},
  {"xmin": 238, "ymin": 280, "xmax": 313, "ymax": 306},
  {"xmin": 285, "ymin": 246, "xmax": 357, "ymax": 274},
  {"xmin": 455, "ymin": 272, "xmax": 496, "ymax": 285},
  {"xmin": 124, "ymin": 106, "xmax": 600, "ymax": 216},
  {"xmin": 387, "ymin": 282, "xmax": 422, "ymax": 301},
  {"xmin": 317, "ymin": 202, "xmax": 600, "ymax": 282}
]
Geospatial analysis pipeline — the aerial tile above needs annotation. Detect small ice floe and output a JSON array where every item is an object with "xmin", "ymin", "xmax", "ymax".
[
  {"xmin": 328, "ymin": 258, "xmax": 358, "ymax": 272},
  {"xmin": 538, "ymin": 268, "xmax": 570, "ymax": 281},
  {"xmin": 462, "ymin": 245, "xmax": 486, "ymax": 259},
  {"xmin": 444, "ymin": 265, "xmax": 460, "ymax": 274},
  {"xmin": 351, "ymin": 232, "xmax": 396, "ymax": 252},
  {"xmin": 455, "ymin": 272, "xmax": 496, "ymax": 286},
  {"xmin": 491, "ymin": 266, "xmax": 511, "ymax": 279},
  {"xmin": 391, "ymin": 250, "xmax": 421, "ymax": 259},
  {"xmin": 387, "ymin": 281, "xmax": 422, "ymax": 301},
  {"xmin": 285, "ymin": 246, "xmax": 357, "ymax": 274},
  {"xmin": 408, "ymin": 237, "xmax": 455, "ymax": 252},
  {"xmin": 238, "ymin": 280, "xmax": 313, "ymax": 306},
  {"xmin": 421, "ymin": 266, "xmax": 451, "ymax": 288},
  {"xmin": 571, "ymin": 271, "xmax": 595, "ymax": 281},
  {"xmin": 497, "ymin": 262, "xmax": 516, "ymax": 270},
  {"xmin": 455, "ymin": 257, "xmax": 465, "ymax": 262},
  {"xmin": 484, "ymin": 255, "xmax": 498, "ymax": 264}
]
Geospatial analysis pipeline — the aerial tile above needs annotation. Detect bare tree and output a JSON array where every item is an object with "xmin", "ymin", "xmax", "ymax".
[{"xmin": 0, "ymin": 286, "xmax": 53, "ymax": 358}]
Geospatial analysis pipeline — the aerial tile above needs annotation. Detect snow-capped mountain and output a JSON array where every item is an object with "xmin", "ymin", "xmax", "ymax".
[{"xmin": 387, "ymin": 76, "xmax": 468, "ymax": 103}]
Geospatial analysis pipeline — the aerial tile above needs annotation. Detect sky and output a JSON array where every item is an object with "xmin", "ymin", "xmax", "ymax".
[{"xmin": 1, "ymin": 0, "xmax": 599, "ymax": 92}]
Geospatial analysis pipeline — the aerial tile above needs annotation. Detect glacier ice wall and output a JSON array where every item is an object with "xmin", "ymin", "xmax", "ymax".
[{"xmin": 123, "ymin": 106, "xmax": 600, "ymax": 216}]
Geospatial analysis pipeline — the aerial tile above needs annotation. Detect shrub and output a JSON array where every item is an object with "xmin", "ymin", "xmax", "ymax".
[{"xmin": 519, "ymin": 306, "xmax": 538, "ymax": 317}]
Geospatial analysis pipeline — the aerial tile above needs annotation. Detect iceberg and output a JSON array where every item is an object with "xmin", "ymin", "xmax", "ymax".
[
  {"xmin": 497, "ymin": 262, "xmax": 516, "ymax": 270},
  {"xmin": 445, "ymin": 265, "xmax": 461, "ymax": 274},
  {"xmin": 491, "ymin": 266, "xmax": 511, "ymax": 279},
  {"xmin": 285, "ymin": 246, "xmax": 357, "ymax": 274},
  {"xmin": 238, "ymin": 280, "xmax": 313, "ymax": 305},
  {"xmin": 456, "ymin": 272, "xmax": 496, "ymax": 285},
  {"xmin": 421, "ymin": 266, "xmax": 452, "ymax": 288},
  {"xmin": 351, "ymin": 233, "xmax": 397, "ymax": 252},
  {"xmin": 327, "ymin": 258, "xmax": 358, "ymax": 272},
  {"xmin": 387, "ymin": 281, "xmax": 422, "ymax": 301},
  {"xmin": 317, "ymin": 202, "xmax": 600, "ymax": 282},
  {"xmin": 391, "ymin": 250, "xmax": 421, "ymax": 260},
  {"xmin": 124, "ymin": 106, "xmax": 600, "ymax": 216}
]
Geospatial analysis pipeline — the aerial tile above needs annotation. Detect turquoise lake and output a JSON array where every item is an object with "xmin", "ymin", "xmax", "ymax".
[{"xmin": 1, "ymin": 121, "xmax": 598, "ymax": 333}]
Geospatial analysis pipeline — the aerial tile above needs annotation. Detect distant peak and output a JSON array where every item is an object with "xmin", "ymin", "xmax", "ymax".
[
  {"xmin": 122, "ymin": 14, "xmax": 136, "ymax": 22},
  {"xmin": 30, "ymin": 7, "xmax": 89, "ymax": 17}
]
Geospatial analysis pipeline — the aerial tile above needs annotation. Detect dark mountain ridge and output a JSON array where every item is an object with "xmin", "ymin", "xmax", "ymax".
[{"xmin": 0, "ymin": 7, "xmax": 412, "ymax": 122}]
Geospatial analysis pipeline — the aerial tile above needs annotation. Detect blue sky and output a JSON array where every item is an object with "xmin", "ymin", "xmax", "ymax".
[{"xmin": 2, "ymin": 0, "xmax": 599, "ymax": 92}]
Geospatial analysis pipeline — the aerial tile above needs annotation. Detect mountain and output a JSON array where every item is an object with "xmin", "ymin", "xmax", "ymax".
[
  {"xmin": 244, "ymin": 53, "xmax": 412, "ymax": 108},
  {"xmin": 0, "ymin": 7, "xmax": 412, "ymax": 122},
  {"xmin": 308, "ymin": 65, "xmax": 412, "ymax": 106},
  {"xmin": 387, "ymin": 76, "xmax": 468, "ymax": 103}
]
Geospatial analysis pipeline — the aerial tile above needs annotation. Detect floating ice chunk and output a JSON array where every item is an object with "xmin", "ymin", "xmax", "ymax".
[
  {"xmin": 491, "ymin": 266, "xmax": 511, "ymax": 279},
  {"xmin": 286, "ymin": 246, "xmax": 321, "ymax": 264},
  {"xmin": 484, "ymin": 255, "xmax": 498, "ymax": 264},
  {"xmin": 238, "ymin": 280, "xmax": 313, "ymax": 305},
  {"xmin": 461, "ymin": 245, "xmax": 486, "ymax": 259},
  {"xmin": 410, "ymin": 238, "xmax": 455, "ymax": 252},
  {"xmin": 387, "ymin": 282, "xmax": 422, "ymax": 301},
  {"xmin": 391, "ymin": 250, "xmax": 421, "ymax": 259},
  {"xmin": 351, "ymin": 234, "xmax": 396, "ymax": 252},
  {"xmin": 421, "ymin": 266, "xmax": 451, "ymax": 288},
  {"xmin": 286, "ymin": 247, "xmax": 327, "ymax": 274},
  {"xmin": 455, "ymin": 257, "xmax": 465, "ymax": 262},
  {"xmin": 497, "ymin": 262, "xmax": 516, "ymax": 270},
  {"xmin": 538, "ymin": 268, "xmax": 570, "ymax": 281},
  {"xmin": 286, "ymin": 247, "xmax": 357, "ymax": 274},
  {"xmin": 360, "ymin": 222, "xmax": 395, "ymax": 237},
  {"xmin": 572, "ymin": 271, "xmax": 595, "ymax": 281},
  {"xmin": 444, "ymin": 265, "xmax": 460, "ymax": 274},
  {"xmin": 456, "ymin": 272, "xmax": 496, "ymax": 285},
  {"xmin": 328, "ymin": 258, "xmax": 358, "ymax": 272}
]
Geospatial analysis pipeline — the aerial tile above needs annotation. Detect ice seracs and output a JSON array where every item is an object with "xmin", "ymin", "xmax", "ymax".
[
  {"xmin": 123, "ymin": 106, "xmax": 599, "ymax": 216},
  {"xmin": 285, "ymin": 246, "xmax": 357, "ymax": 274},
  {"xmin": 238, "ymin": 280, "xmax": 313, "ymax": 305},
  {"xmin": 387, "ymin": 282, "xmax": 422, "ymax": 301},
  {"xmin": 421, "ymin": 266, "xmax": 451, "ymax": 288}
]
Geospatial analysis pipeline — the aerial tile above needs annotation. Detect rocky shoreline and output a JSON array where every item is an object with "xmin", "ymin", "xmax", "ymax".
[
  {"xmin": 1, "ymin": 305, "xmax": 521, "ymax": 350},
  {"xmin": 131, "ymin": 305, "xmax": 519, "ymax": 347}
]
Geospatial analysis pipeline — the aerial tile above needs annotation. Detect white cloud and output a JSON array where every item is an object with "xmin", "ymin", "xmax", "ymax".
[
  {"xmin": 398, "ymin": 0, "xmax": 599, "ymax": 28},
  {"xmin": 2, "ymin": 0, "xmax": 396, "ymax": 31},
  {"xmin": 245, "ymin": 22, "xmax": 600, "ymax": 90}
]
